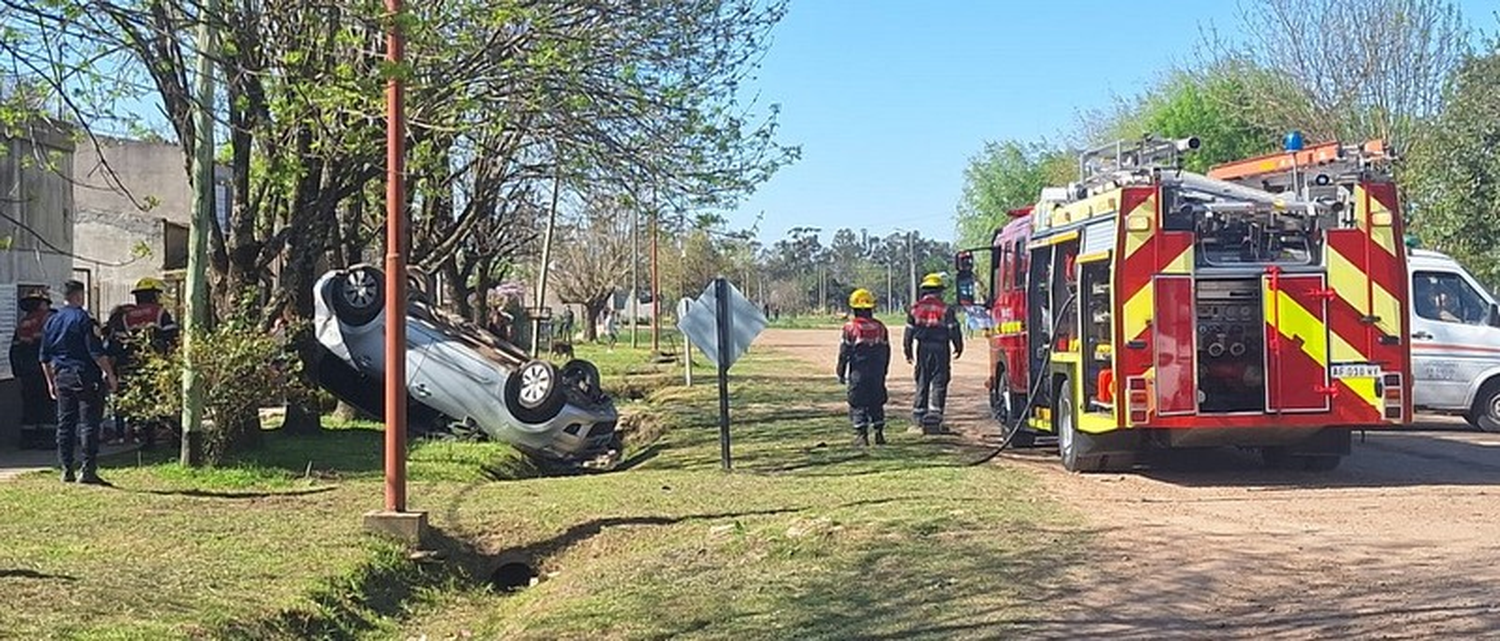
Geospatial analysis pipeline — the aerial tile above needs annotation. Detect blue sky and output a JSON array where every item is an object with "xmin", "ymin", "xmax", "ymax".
[{"xmin": 728, "ymin": 0, "xmax": 1498, "ymax": 245}]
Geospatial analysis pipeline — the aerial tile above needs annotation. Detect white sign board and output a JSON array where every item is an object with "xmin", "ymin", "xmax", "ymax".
[
  {"xmin": 0, "ymin": 283, "xmax": 16, "ymax": 380},
  {"xmin": 676, "ymin": 280, "xmax": 767, "ymax": 369}
]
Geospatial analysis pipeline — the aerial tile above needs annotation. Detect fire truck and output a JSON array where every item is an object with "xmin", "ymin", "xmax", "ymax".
[{"xmin": 954, "ymin": 135, "xmax": 1413, "ymax": 472}]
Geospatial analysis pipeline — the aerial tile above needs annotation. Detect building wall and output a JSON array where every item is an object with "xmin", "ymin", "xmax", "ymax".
[{"xmin": 0, "ymin": 125, "xmax": 75, "ymax": 447}]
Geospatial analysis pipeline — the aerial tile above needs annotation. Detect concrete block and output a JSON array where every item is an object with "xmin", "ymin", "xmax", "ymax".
[{"xmin": 362, "ymin": 510, "xmax": 429, "ymax": 545}]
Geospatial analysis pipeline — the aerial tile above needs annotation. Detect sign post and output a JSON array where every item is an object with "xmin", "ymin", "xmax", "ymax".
[
  {"xmin": 675, "ymin": 278, "xmax": 767, "ymax": 472},
  {"xmin": 714, "ymin": 278, "xmax": 733, "ymax": 470}
]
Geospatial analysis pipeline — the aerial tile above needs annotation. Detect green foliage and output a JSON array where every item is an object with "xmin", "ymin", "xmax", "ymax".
[
  {"xmin": 955, "ymin": 140, "xmax": 1072, "ymax": 250},
  {"xmin": 1097, "ymin": 67, "xmax": 1283, "ymax": 173},
  {"xmin": 1406, "ymin": 50, "xmax": 1500, "ymax": 290},
  {"xmin": 116, "ymin": 325, "xmax": 300, "ymax": 464}
]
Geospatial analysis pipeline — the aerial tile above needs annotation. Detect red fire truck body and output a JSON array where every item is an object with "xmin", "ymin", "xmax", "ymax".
[{"xmin": 958, "ymin": 137, "xmax": 1413, "ymax": 472}]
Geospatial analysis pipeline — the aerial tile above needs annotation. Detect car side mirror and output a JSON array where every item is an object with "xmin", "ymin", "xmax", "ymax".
[
  {"xmin": 1489, "ymin": 303, "xmax": 1500, "ymax": 328},
  {"xmin": 955, "ymin": 251, "xmax": 980, "ymax": 308}
]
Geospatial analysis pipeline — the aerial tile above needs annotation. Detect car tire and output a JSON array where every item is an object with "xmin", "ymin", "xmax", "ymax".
[
  {"xmin": 1467, "ymin": 380, "xmax": 1500, "ymax": 433},
  {"xmin": 561, "ymin": 359, "xmax": 603, "ymax": 397},
  {"xmin": 332, "ymin": 266, "xmax": 385, "ymax": 326},
  {"xmin": 506, "ymin": 360, "xmax": 566, "ymax": 424}
]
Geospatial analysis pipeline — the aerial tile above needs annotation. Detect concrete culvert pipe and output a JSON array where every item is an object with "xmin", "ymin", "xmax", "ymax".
[{"xmin": 490, "ymin": 561, "xmax": 537, "ymax": 592}]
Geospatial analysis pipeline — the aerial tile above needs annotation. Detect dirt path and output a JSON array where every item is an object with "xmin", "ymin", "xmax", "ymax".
[{"xmin": 760, "ymin": 328, "xmax": 1500, "ymax": 639}]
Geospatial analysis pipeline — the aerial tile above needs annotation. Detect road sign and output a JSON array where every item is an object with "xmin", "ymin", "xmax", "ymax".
[{"xmin": 676, "ymin": 280, "xmax": 766, "ymax": 369}]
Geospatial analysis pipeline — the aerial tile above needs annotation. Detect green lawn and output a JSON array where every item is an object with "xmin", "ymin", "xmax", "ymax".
[{"xmin": 0, "ymin": 338, "xmax": 1085, "ymax": 640}]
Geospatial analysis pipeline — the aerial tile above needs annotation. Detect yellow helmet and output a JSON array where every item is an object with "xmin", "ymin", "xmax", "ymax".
[
  {"xmin": 848, "ymin": 288, "xmax": 877, "ymax": 310},
  {"xmin": 132, "ymin": 277, "xmax": 166, "ymax": 294},
  {"xmin": 920, "ymin": 273, "xmax": 944, "ymax": 289}
]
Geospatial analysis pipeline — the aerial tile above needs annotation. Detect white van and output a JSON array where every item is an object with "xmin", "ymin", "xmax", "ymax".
[{"xmin": 1408, "ymin": 249, "xmax": 1500, "ymax": 431}]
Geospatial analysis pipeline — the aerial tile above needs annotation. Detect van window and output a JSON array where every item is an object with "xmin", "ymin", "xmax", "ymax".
[{"xmin": 1413, "ymin": 271, "xmax": 1489, "ymax": 325}]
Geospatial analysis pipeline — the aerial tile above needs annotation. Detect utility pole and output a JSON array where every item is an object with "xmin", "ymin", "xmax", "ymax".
[
  {"xmin": 630, "ymin": 208, "xmax": 639, "ymax": 349},
  {"xmin": 650, "ymin": 206, "xmax": 661, "ymax": 354},
  {"xmin": 531, "ymin": 163, "xmax": 562, "ymax": 358},
  {"xmin": 907, "ymin": 231, "xmax": 917, "ymax": 307},
  {"xmin": 886, "ymin": 260, "xmax": 893, "ymax": 314},
  {"xmin": 180, "ymin": 0, "xmax": 219, "ymax": 467}
]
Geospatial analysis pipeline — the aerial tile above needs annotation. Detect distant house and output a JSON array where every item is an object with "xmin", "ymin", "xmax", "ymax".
[
  {"xmin": 71, "ymin": 137, "xmax": 229, "ymax": 315},
  {"xmin": 0, "ymin": 122, "xmax": 76, "ymax": 447}
]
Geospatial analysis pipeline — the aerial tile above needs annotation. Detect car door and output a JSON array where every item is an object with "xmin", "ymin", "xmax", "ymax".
[{"xmin": 1410, "ymin": 269, "xmax": 1500, "ymax": 411}]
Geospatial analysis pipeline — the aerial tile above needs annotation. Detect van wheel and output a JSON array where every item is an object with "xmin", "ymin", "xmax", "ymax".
[{"xmin": 1467, "ymin": 380, "xmax": 1500, "ymax": 433}]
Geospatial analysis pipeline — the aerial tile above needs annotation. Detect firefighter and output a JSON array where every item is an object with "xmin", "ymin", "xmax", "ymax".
[
  {"xmin": 836, "ymin": 288, "xmax": 891, "ymax": 447},
  {"xmin": 904, "ymin": 272, "xmax": 962, "ymax": 432},
  {"xmin": 11, "ymin": 289, "xmax": 55, "ymax": 448},
  {"xmin": 104, "ymin": 277, "xmax": 180, "ymax": 448}
]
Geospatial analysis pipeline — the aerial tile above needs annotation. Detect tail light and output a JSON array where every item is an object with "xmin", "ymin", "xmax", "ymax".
[
  {"xmin": 1127, "ymin": 376, "xmax": 1149, "ymax": 425},
  {"xmin": 1381, "ymin": 373, "xmax": 1404, "ymax": 421}
]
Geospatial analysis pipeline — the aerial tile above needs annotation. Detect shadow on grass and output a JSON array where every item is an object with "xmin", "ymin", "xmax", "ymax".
[
  {"xmin": 0, "ymin": 568, "xmax": 76, "ymax": 582},
  {"xmin": 134, "ymin": 486, "xmax": 339, "ymax": 500}
]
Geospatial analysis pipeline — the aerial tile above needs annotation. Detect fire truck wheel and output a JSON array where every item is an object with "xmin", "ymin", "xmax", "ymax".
[
  {"xmin": 1467, "ymin": 380, "xmax": 1500, "ymax": 432},
  {"xmin": 1057, "ymin": 380, "xmax": 1086, "ymax": 472}
]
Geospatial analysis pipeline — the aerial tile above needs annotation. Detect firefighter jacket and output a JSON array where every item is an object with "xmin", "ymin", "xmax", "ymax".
[
  {"xmin": 9, "ymin": 308, "xmax": 52, "ymax": 377},
  {"xmin": 105, "ymin": 302, "xmax": 180, "ymax": 366},
  {"xmin": 903, "ymin": 293, "xmax": 962, "ymax": 360},
  {"xmin": 837, "ymin": 315, "xmax": 891, "ymax": 407}
]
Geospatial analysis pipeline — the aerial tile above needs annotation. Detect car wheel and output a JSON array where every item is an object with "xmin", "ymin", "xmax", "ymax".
[
  {"xmin": 332, "ymin": 266, "xmax": 385, "ymax": 326},
  {"xmin": 1468, "ymin": 380, "xmax": 1500, "ymax": 433},
  {"xmin": 506, "ymin": 360, "xmax": 566, "ymax": 424},
  {"xmin": 561, "ymin": 359, "xmax": 603, "ymax": 397}
]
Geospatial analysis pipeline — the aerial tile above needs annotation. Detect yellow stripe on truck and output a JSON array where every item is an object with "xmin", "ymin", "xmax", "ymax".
[{"xmin": 1266, "ymin": 290, "xmax": 1328, "ymax": 368}]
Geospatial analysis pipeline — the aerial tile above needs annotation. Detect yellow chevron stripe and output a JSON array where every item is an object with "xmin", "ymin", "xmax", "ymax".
[
  {"xmin": 1122, "ymin": 195, "xmax": 1156, "ymax": 261},
  {"xmin": 1266, "ymin": 289, "xmax": 1328, "ymax": 367},
  {"xmin": 1364, "ymin": 187, "xmax": 1400, "ymax": 257},
  {"xmin": 1162, "ymin": 244, "xmax": 1193, "ymax": 274},
  {"xmin": 1122, "ymin": 283, "xmax": 1153, "ymax": 345},
  {"xmin": 1326, "ymin": 243, "xmax": 1404, "ymax": 339}
]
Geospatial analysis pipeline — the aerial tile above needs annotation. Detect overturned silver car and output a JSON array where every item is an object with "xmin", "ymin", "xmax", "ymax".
[{"xmin": 312, "ymin": 265, "xmax": 620, "ymax": 467}]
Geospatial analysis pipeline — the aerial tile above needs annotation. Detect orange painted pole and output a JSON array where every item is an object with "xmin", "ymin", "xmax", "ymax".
[{"xmin": 384, "ymin": 0, "xmax": 408, "ymax": 513}]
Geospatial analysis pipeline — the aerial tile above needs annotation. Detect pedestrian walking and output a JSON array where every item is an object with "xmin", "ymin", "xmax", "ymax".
[
  {"xmin": 557, "ymin": 306, "xmax": 575, "ymax": 344},
  {"xmin": 837, "ymin": 289, "xmax": 891, "ymax": 447},
  {"xmin": 903, "ymin": 273, "xmax": 962, "ymax": 433},
  {"xmin": 41, "ymin": 280, "xmax": 117, "ymax": 485},
  {"xmin": 603, "ymin": 308, "xmax": 619, "ymax": 350},
  {"xmin": 11, "ymin": 289, "xmax": 55, "ymax": 449}
]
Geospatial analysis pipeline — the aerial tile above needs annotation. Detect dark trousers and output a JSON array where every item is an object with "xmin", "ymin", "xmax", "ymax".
[
  {"xmin": 55, "ymin": 369, "xmax": 104, "ymax": 475},
  {"xmin": 912, "ymin": 343, "xmax": 951, "ymax": 421},
  {"xmin": 849, "ymin": 404, "xmax": 886, "ymax": 435}
]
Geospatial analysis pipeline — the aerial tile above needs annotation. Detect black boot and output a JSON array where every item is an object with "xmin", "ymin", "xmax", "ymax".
[
  {"xmin": 852, "ymin": 428, "xmax": 870, "ymax": 447},
  {"xmin": 873, "ymin": 426, "xmax": 886, "ymax": 445}
]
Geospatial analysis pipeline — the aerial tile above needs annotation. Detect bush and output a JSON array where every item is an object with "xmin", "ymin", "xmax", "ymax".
[{"xmin": 116, "ymin": 325, "xmax": 301, "ymax": 464}]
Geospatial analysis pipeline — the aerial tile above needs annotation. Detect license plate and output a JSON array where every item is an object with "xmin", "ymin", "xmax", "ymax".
[{"xmin": 1330, "ymin": 364, "xmax": 1381, "ymax": 379}]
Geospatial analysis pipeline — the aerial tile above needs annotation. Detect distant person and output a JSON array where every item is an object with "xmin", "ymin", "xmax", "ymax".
[
  {"xmin": 41, "ymin": 280, "xmax": 117, "ymax": 485},
  {"xmin": 11, "ymin": 289, "xmax": 55, "ymax": 449},
  {"xmin": 837, "ymin": 289, "xmax": 891, "ymax": 447},
  {"xmin": 556, "ymin": 306, "xmax": 575, "ymax": 344},
  {"xmin": 904, "ymin": 273, "xmax": 962, "ymax": 433},
  {"xmin": 602, "ymin": 308, "xmax": 619, "ymax": 350},
  {"xmin": 103, "ymin": 277, "xmax": 179, "ymax": 448}
]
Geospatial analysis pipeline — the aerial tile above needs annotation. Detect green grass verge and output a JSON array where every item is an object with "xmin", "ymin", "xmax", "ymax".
[{"xmin": 0, "ymin": 336, "xmax": 1085, "ymax": 640}]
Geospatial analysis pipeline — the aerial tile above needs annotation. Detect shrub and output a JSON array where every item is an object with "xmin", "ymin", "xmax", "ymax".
[{"xmin": 116, "ymin": 325, "xmax": 301, "ymax": 464}]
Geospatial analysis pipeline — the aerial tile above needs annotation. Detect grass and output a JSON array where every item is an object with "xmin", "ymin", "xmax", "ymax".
[{"xmin": 0, "ymin": 333, "xmax": 1086, "ymax": 640}]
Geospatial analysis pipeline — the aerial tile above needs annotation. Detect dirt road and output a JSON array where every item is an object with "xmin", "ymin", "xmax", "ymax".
[{"xmin": 761, "ymin": 328, "xmax": 1500, "ymax": 639}]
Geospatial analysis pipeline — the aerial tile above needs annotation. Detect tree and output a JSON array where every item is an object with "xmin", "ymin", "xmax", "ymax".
[
  {"xmin": 1214, "ymin": 0, "xmax": 1469, "ymax": 151},
  {"xmin": 551, "ymin": 194, "xmax": 634, "ymax": 342},
  {"xmin": 1406, "ymin": 49, "xmax": 1500, "ymax": 290},
  {"xmin": 955, "ymin": 140, "xmax": 1072, "ymax": 252}
]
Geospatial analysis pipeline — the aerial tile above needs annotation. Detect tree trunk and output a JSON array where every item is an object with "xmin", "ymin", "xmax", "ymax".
[{"xmin": 583, "ymin": 299, "xmax": 605, "ymax": 343}]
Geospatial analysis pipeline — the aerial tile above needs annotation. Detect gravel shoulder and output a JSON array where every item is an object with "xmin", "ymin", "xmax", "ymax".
[{"xmin": 760, "ymin": 328, "xmax": 1500, "ymax": 639}]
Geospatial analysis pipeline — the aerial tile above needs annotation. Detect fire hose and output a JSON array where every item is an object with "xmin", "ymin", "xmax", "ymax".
[{"xmin": 967, "ymin": 292, "xmax": 1076, "ymax": 466}]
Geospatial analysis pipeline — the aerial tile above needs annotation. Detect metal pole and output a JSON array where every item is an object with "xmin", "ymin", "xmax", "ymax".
[
  {"xmin": 383, "ymin": 0, "xmax": 408, "ymax": 513},
  {"xmin": 650, "ymin": 209, "xmax": 661, "ymax": 354},
  {"xmin": 907, "ymin": 231, "xmax": 917, "ymax": 307},
  {"xmin": 630, "ymin": 209, "xmax": 639, "ymax": 348},
  {"xmin": 532, "ymin": 164, "xmax": 562, "ymax": 358},
  {"xmin": 886, "ymin": 260, "xmax": 892, "ymax": 314},
  {"xmin": 715, "ymin": 277, "xmax": 732, "ymax": 471},
  {"xmin": 180, "ymin": 0, "xmax": 218, "ymax": 467}
]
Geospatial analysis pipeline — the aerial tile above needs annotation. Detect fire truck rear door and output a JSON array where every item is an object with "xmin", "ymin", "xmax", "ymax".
[{"xmin": 1264, "ymin": 272, "xmax": 1332, "ymax": 412}]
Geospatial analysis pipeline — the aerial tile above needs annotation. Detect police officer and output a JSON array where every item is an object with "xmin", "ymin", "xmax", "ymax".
[
  {"xmin": 904, "ymin": 273, "xmax": 963, "ymax": 432},
  {"xmin": 837, "ymin": 288, "xmax": 891, "ymax": 447},
  {"xmin": 104, "ymin": 277, "xmax": 179, "ymax": 448},
  {"xmin": 41, "ymin": 280, "xmax": 117, "ymax": 484},
  {"xmin": 11, "ymin": 289, "xmax": 55, "ymax": 448}
]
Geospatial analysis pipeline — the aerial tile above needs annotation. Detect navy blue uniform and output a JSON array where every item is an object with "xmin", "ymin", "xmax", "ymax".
[
  {"xmin": 903, "ymin": 292, "xmax": 963, "ymax": 429},
  {"xmin": 837, "ymin": 313, "xmax": 891, "ymax": 444},
  {"xmin": 40, "ymin": 306, "xmax": 108, "ymax": 478}
]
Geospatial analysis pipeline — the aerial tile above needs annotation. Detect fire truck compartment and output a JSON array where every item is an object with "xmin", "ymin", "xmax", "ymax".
[{"xmin": 1194, "ymin": 279, "xmax": 1267, "ymax": 414}]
